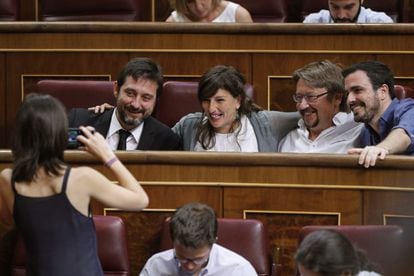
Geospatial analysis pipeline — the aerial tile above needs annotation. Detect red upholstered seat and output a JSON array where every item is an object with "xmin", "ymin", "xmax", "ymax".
[
  {"xmin": 234, "ymin": 0, "xmax": 288, "ymax": 22},
  {"xmin": 39, "ymin": 0, "xmax": 150, "ymax": 21},
  {"xmin": 298, "ymin": 225, "xmax": 404, "ymax": 276},
  {"xmin": 300, "ymin": 0, "xmax": 327, "ymax": 20},
  {"xmin": 395, "ymin": 84, "xmax": 414, "ymax": 100},
  {"xmin": 0, "ymin": 0, "xmax": 18, "ymax": 20},
  {"xmin": 32, "ymin": 80, "xmax": 116, "ymax": 111},
  {"xmin": 11, "ymin": 215, "xmax": 130, "ymax": 276},
  {"xmin": 160, "ymin": 217, "xmax": 272, "ymax": 276}
]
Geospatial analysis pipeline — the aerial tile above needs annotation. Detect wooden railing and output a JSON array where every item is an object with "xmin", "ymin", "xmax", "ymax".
[{"xmin": 1, "ymin": 150, "xmax": 414, "ymax": 275}]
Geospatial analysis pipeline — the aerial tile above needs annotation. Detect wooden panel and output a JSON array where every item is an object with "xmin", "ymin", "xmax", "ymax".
[
  {"xmin": 105, "ymin": 185, "xmax": 222, "ymax": 275},
  {"xmin": 1, "ymin": 151, "xmax": 414, "ymax": 275},
  {"xmin": 0, "ymin": 54, "xmax": 5, "ymax": 147},
  {"xmin": 5, "ymin": 52, "xmax": 130, "ymax": 147},
  {"xmin": 246, "ymin": 211, "xmax": 340, "ymax": 276},
  {"xmin": 224, "ymin": 187, "xmax": 360, "ymax": 275}
]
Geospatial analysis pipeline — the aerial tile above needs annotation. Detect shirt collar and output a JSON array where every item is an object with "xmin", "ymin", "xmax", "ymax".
[{"xmin": 107, "ymin": 108, "xmax": 144, "ymax": 143}]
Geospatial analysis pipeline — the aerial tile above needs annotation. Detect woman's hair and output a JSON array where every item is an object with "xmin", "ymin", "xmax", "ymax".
[
  {"xmin": 12, "ymin": 93, "xmax": 68, "ymax": 183},
  {"xmin": 296, "ymin": 230, "xmax": 375, "ymax": 276},
  {"xmin": 196, "ymin": 65, "xmax": 261, "ymax": 150},
  {"xmin": 170, "ymin": 0, "xmax": 222, "ymax": 19}
]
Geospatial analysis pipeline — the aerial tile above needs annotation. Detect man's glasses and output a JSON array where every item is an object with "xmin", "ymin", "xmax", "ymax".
[
  {"xmin": 174, "ymin": 250, "xmax": 210, "ymax": 265},
  {"xmin": 292, "ymin": 91, "xmax": 329, "ymax": 103}
]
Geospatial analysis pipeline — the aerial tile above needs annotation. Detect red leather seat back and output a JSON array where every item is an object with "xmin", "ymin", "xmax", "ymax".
[
  {"xmin": 395, "ymin": 84, "xmax": 414, "ymax": 100},
  {"xmin": 364, "ymin": 0, "xmax": 401, "ymax": 22},
  {"xmin": 160, "ymin": 217, "xmax": 271, "ymax": 276},
  {"xmin": 299, "ymin": 225, "xmax": 404, "ymax": 275},
  {"xmin": 32, "ymin": 80, "xmax": 116, "ymax": 111},
  {"xmin": 0, "ymin": 0, "xmax": 17, "ymax": 20},
  {"xmin": 233, "ymin": 0, "xmax": 288, "ymax": 22},
  {"xmin": 40, "ymin": 0, "xmax": 150, "ymax": 21},
  {"xmin": 154, "ymin": 81, "xmax": 201, "ymax": 128},
  {"xmin": 300, "ymin": 0, "xmax": 327, "ymax": 20},
  {"xmin": 11, "ymin": 215, "xmax": 130, "ymax": 276}
]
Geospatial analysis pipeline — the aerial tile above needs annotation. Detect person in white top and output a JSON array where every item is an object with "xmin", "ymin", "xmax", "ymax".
[
  {"xmin": 296, "ymin": 230, "xmax": 382, "ymax": 276},
  {"xmin": 303, "ymin": 0, "xmax": 393, "ymax": 23},
  {"xmin": 279, "ymin": 60, "xmax": 362, "ymax": 153},
  {"xmin": 173, "ymin": 65, "xmax": 300, "ymax": 152},
  {"xmin": 166, "ymin": 0, "xmax": 253, "ymax": 23},
  {"xmin": 139, "ymin": 202, "xmax": 257, "ymax": 276}
]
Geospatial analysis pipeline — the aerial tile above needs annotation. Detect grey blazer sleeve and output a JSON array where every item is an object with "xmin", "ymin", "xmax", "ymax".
[{"xmin": 265, "ymin": 111, "xmax": 300, "ymax": 142}]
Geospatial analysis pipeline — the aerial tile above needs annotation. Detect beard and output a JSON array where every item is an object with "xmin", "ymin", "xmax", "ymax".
[
  {"xmin": 300, "ymin": 107, "xmax": 319, "ymax": 129},
  {"xmin": 116, "ymin": 105, "xmax": 145, "ymax": 128},
  {"xmin": 350, "ymin": 97, "xmax": 380, "ymax": 124},
  {"xmin": 331, "ymin": 4, "xmax": 361, "ymax": 23}
]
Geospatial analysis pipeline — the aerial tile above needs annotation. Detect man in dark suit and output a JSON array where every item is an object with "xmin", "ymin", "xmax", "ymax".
[{"xmin": 68, "ymin": 57, "xmax": 181, "ymax": 151}]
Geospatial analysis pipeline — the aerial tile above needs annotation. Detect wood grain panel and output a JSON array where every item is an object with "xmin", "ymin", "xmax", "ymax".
[
  {"xmin": 5, "ymin": 52, "xmax": 129, "ymax": 147},
  {"xmin": 252, "ymin": 53, "xmax": 375, "ymax": 109},
  {"xmin": 246, "ymin": 211, "xmax": 340, "ymax": 276},
  {"xmin": 0, "ymin": 54, "xmax": 5, "ymax": 147},
  {"xmin": 1, "ymin": 151, "xmax": 414, "ymax": 275}
]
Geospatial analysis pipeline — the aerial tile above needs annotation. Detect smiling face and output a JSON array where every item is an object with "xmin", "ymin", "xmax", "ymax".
[
  {"xmin": 114, "ymin": 76, "xmax": 158, "ymax": 130},
  {"xmin": 201, "ymin": 88, "xmax": 241, "ymax": 134},
  {"xmin": 328, "ymin": 0, "xmax": 362, "ymax": 23},
  {"xmin": 345, "ymin": 70, "xmax": 381, "ymax": 124},
  {"xmin": 295, "ymin": 78, "xmax": 342, "ymax": 139}
]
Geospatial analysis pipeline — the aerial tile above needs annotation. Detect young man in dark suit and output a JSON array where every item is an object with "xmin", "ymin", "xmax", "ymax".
[{"xmin": 68, "ymin": 57, "xmax": 181, "ymax": 151}]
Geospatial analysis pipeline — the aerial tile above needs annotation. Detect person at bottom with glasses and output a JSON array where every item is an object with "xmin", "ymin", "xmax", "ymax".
[
  {"xmin": 278, "ymin": 60, "xmax": 363, "ymax": 153},
  {"xmin": 139, "ymin": 202, "xmax": 257, "ymax": 276}
]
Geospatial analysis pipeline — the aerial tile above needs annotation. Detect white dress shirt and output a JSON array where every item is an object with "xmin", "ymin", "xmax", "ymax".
[
  {"xmin": 279, "ymin": 112, "xmax": 363, "ymax": 153},
  {"xmin": 169, "ymin": 2, "xmax": 239, "ymax": 22},
  {"xmin": 139, "ymin": 243, "xmax": 257, "ymax": 276},
  {"xmin": 106, "ymin": 108, "xmax": 144, "ymax": 150},
  {"xmin": 194, "ymin": 115, "xmax": 259, "ymax": 152},
  {"xmin": 303, "ymin": 7, "xmax": 394, "ymax": 23}
]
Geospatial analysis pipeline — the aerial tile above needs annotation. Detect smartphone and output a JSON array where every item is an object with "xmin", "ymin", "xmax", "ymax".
[{"xmin": 67, "ymin": 128, "xmax": 83, "ymax": 149}]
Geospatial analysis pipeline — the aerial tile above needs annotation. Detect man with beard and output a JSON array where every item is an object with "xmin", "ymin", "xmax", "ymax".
[
  {"xmin": 279, "ymin": 60, "xmax": 362, "ymax": 153},
  {"xmin": 303, "ymin": 0, "xmax": 393, "ymax": 23},
  {"xmin": 68, "ymin": 57, "xmax": 181, "ymax": 151},
  {"xmin": 343, "ymin": 61, "xmax": 414, "ymax": 168}
]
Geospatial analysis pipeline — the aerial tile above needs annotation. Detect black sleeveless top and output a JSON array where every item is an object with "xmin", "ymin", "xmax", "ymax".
[{"xmin": 12, "ymin": 167, "xmax": 104, "ymax": 276}]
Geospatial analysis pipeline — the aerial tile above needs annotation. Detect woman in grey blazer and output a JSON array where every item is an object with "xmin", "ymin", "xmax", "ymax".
[{"xmin": 173, "ymin": 65, "xmax": 299, "ymax": 152}]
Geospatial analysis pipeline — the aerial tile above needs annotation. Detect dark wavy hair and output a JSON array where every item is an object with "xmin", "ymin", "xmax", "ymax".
[
  {"xmin": 170, "ymin": 202, "xmax": 218, "ymax": 249},
  {"xmin": 11, "ymin": 93, "xmax": 67, "ymax": 183},
  {"xmin": 342, "ymin": 60, "xmax": 395, "ymax": 99},
  {"xmin": 296, "ymin": 230, "xmax": 377, "ymax": 276},
  {"xmin": 117, "ymin": 57, "xmax": 163, "ymax": 98},
  {"xmin": 196, "ymin": 65, "xmax": 262, "ymax": 150}
]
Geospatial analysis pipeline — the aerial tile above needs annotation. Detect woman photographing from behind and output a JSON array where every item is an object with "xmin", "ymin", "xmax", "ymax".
[{"xmin": 0, "ymin": 94, "xmax": 148, "ymax": 275}]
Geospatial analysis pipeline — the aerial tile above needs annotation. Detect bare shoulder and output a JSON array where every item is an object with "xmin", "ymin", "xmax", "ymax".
[
  {"xmin": 69, "ymin": 166, "xmax": 108, "ymax": 185},
  {"xmin": 0, "ymin": 168, "xmax": 12, "ymax": 187},
  {"xmin": 235, "ymin": 4, "xmax": 253, "ymax": 23}
]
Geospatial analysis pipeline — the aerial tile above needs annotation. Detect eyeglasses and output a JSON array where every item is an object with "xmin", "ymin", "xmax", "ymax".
[
  {"xmin": 292, "ymin": 92, "xmax": 329, "ymax": 103},
  {"xmin": 174, "ymin": 249, "xmax": 210, "ymax": 265}
]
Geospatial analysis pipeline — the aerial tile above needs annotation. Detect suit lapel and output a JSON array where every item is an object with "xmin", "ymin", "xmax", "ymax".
[
  {"xmin": 137, "ymin": 117, "xmax": 156, "ymax": 150},
  {"xmin": 95, "ymin": 110, "xmax": 114, "ymax": 137}
]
